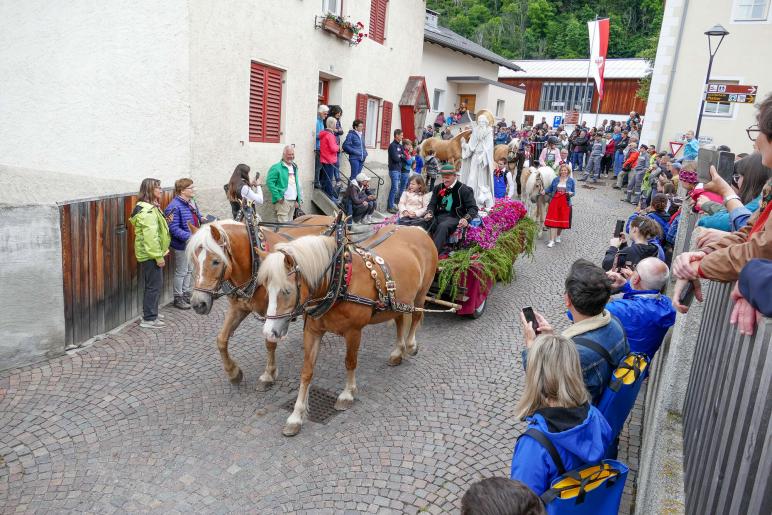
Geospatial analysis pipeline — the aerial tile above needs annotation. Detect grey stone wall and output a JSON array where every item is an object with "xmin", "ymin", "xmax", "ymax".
[{"xmin": 0, "ymin": 204, "xmax": 66, "ymax": 371}]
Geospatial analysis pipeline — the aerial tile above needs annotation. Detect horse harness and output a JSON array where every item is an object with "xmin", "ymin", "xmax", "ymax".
[{"xmin": 263, "ymin": 222, "xmax": 416, "ymax": 321}]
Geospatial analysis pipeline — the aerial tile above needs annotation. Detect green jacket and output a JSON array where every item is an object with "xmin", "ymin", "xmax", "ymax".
[
  {"xmin": 266, "ymin": 161, "xmax": 302, "ymax": 204},
  {"xmin": 129, "ymin": 201, "xmax": 171, "ymax": 262}
]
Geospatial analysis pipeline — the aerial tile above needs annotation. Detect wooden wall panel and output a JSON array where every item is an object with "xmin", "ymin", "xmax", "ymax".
[
  {"xmin": 59, "ymin": 191, "xmax": 175, "ymax": 346},
  {"xmin": 500, "ymin": 77, "xmax": 647, "ymax": 115}
]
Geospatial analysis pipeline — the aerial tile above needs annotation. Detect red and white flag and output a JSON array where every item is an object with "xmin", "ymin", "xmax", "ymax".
[{"xmin": 588, "ymin": 18, "xmax": 610, "ymax": 100}]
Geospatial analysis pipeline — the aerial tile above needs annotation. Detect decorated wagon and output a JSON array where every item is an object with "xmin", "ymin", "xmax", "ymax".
[{"xmin": 426, "ymin": 197, "xmax": 537, "ymax": 318}]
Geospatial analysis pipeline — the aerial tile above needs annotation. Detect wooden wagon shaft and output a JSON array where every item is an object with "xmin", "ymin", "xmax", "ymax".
[{"xmin": 424, "ymin": 296, "xmax": 462, "ymax": 310}]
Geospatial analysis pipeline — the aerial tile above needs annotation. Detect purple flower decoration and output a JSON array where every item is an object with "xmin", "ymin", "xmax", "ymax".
[{"xmin": 464, "ymin": 198, "xmax": 528, "ymax": 250}]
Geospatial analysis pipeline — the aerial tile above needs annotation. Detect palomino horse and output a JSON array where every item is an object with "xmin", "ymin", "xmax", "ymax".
[
  {"xmin": 257, "ymin": 224, "xmax": 438, "ymax": 436},
  {"xmin": 186, "ymin": 215, "xmax": 334, "ymax": 389},
  {"xmin": 521, "ymin": 166, "xmax": 556, "ymax": 237},
  {"xmin": 420, "ymin": 129, "xmax": 472, "ymax": 167}
]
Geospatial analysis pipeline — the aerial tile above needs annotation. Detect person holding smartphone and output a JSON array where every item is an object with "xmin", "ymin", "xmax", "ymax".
[{"xmin": 543, "ymin": 163, "xmax": 576, "ymax": 248}]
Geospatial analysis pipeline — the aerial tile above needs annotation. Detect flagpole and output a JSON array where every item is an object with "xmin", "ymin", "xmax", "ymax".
[{"xmin": 579, "ymin": 15, "xmax": 598, "ymax": 127}]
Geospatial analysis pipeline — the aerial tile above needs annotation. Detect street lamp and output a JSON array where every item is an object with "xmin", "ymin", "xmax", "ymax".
[{"xmin": 695, "ymin": 24, "xmax": 729, "ymax": 139}]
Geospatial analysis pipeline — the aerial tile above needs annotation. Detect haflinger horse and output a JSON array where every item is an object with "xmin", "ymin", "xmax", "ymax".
[
  {"xmin": 186, "ymin": 215, "xmax": 334, "ymax": 389},
  {"xmin": 521, "ymin": 166, "xmax": 556, "ymax": 237},
  {"xmin": 420, "ymin": 129, "xmax": 472, "ymax": 167},
  {"xmin": 257, "ymin": 222, "xmax": 438, "ymax": 436}
]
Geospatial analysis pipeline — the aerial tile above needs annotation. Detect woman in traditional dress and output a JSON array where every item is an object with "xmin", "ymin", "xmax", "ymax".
[{"xmin": 544, "ymin": 163, "xmax": 576, "ymax": 248}]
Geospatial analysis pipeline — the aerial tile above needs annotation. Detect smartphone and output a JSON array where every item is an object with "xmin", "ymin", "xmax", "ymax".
[
  {"xmin": 522, "ymin": 307, "xmax": 539, "ymax": 331},
  {"xmin": 717, "ymin": 151, "xmax": 736, "ymax": 183},
  {"xmin": 697, "ymin": 148, "xmax": 718, "ymax": 183},
  {"xmin": 613, "ymin": 219, "xmax": 626, "ymax": 238},
  {"xmin": 679, "ymin": 281, "xmax": 695, "ymax": 306}
]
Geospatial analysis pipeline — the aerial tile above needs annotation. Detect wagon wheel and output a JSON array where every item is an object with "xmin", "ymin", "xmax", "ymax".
[{"xmin": 466, "ymin": 284, "xmax": 492, "ymax": 319}]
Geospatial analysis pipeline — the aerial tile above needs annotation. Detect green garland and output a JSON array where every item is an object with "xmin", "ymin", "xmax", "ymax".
[{"xmin": 437, "ymin": 217, "xmax": 538, "ymax": 300}]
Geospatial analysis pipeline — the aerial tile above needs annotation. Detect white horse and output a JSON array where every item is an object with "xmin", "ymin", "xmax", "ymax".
[{"xmin": 521, "ymin": 166, "xmax": 556, "ymax": 238}]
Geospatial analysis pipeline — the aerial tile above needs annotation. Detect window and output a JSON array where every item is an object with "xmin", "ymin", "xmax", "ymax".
[
  {"xmin": 496, "ymin": 100, "xmax": 505, "ymax": 117},
  {"xmin": 322, "ymin": 0, "xmax": 342, "ymax": 15},
  {"xmin": 733, "ymin": 0, "xmax": 770, "ymax": 21},
  {"xmin": 369, "ymin": 0, "xmax": 388, "ymax": 44},
  {"xmin": 365, "ymin": 98, "xmax": 380, "ymax": 147},
  {"xmin": 704, "ymin": 80, "xmax": 738, "ymax": 117},
  {"xmin": 318, "ymin": 78, "xmax": 329, "ymax": 105},
  {"xmin": 432, "ymin": 89, "xmax": 444, "ymax": 111},
  {"xmin": 249, "ymin": 62, "xmax": 283, "ymax": 143},
  {"xmin": 539, "ymin": 81, "xmax": 593, "ymax": 112}
]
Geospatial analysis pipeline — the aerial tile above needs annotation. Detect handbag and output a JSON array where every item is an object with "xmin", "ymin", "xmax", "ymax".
[{"xmin": 293, "ymin": 205, "xmax": 306, "ymax": 220}]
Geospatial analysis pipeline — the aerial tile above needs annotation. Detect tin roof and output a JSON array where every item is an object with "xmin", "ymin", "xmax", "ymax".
[
  {"xmin": 424, "ymin": 22, "xmax": 523, "ymax": 72},
  {"xmin": 499, "ymin": 58, "xmax": 650, "ymax": 79}
]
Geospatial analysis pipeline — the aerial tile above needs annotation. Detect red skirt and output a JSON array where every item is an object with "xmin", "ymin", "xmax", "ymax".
[{"xmin": 545, "ymin": 192, "xmax": 572, "ymax": 229}]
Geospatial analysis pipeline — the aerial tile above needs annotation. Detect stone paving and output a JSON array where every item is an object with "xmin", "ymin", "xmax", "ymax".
[{"xmin": 1, "ymin": 179, "xmax": 643, "ymax": 513}]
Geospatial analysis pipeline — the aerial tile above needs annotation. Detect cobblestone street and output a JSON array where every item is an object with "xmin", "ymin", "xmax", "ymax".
[{"xmin": 1, "ymin": 181, "xmax": 641, "ymax": 513}]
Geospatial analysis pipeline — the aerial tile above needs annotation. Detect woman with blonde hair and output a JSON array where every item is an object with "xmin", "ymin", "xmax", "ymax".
[
  {"xmin": 510, "ymin": 334, "xmax": 611, "ymax": 496},
  {"xmin": 544, "ymin": 163, "xmax": 576, "ymax": 248}
]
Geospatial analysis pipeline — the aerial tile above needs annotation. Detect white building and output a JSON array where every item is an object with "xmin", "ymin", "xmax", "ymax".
[
  {"xmin": 422, "ymin": 9, "xmax": 524, "ymax": 125},
  {"xmin": 641, "ymin": 0, "xmax": 771, "ymax": 154},
  {"xmin": 0, "ymin": 0, "xmax": 426, "ymax": 206}
]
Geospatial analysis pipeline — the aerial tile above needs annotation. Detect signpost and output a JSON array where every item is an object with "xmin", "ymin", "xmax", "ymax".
[
  {"xmin": 704, "ymin": 84, "xmax": 758, "ymax": 104},
  {"xmin": 552, "ymin": 115, "xmax": 563, "ymax": 128},
  {"xmin": 669, "ymin": 141, "xmax": 684, "ymax": 157}
]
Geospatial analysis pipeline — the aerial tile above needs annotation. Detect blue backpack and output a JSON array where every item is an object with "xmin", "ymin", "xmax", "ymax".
[
  {"xmin": 522, "ymin": 428, "xmax": 629, "ymax": 514},
  {"xmin": 574, "ymin": 337, "xmax": 650, "ymax": 441}
]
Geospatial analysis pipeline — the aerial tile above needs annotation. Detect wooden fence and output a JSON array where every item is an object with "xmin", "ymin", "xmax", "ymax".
[
  {"xmin": 682, "ymin": 281, "xmax": 771, "ymax": 515},
  {"xmin": 59, "ymin": 191, "xmax": 175, "ymax": 346}
]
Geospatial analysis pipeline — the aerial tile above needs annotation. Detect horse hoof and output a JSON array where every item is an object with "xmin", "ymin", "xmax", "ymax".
[
  {"xmin": 407, "ymin": 345, "xmax": 419, "ymax": 356},
  {"xmin": 388, "ymin": 355, "xmax": 403, "ymax": 366},
  {"xmin": 334, "ymin": 397, "xmax": 354, "ymax": 411},
  {"xmin": 256, "ymin": 380, "xmax": 274, "ymax": 392},
  {"xmin": 282, "ymin": 423, "xmax": 302, "ymax": 437},
  {"xmin": 229, "ymin": 369, "xmax": 244, "ymax": 384}
]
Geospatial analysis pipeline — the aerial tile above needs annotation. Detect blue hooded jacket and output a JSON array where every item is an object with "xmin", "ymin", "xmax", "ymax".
[
  {"xmin": 697, "ymin": 195, "xmax": 760, "ymax": 232},
  {"xmin": 163, "ymin": 196, "xmax": 202, "ymax": 251},
  {"xmin": 606, "ymin": 284, "xmax": 676, "ymax": 360},
  {"xmin": 511, "ymin": 404, "xmax": 612, "ymax": 496}
]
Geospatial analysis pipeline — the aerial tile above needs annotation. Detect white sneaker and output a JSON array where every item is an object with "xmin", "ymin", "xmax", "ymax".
[
  {"xmin": 140, "ymin": 319, "xmax": 165, "ymax": 328},
  {"xmin": 555, "ymin": 236, "xmax": 561, "ymax": 243},
  {"xmin": 547, "ymin": 240, "xmax": 555, "ymax": 248}
]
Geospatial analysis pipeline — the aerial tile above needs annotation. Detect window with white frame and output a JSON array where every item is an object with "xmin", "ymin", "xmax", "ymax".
[
  {"xmin": 732, "ymin": 0, "xmax": 770, "ymax": 21},
  {"xmin": 704, "ymin": 80, "xmax": 739, "ymax": 117},
  {"xmin": 322, "ymin": 0, "xmax": 342, "ymax": 16},
  {"xmin": 365, "ymin": 97, "xmax": 380, "ymax": 147},
  {"xmin": 432, "ymin": 89, "xmax": 444, "ymax": 111},
  {"xmin": 496, "ymin": 100, "xmax": 505, "ymax": 117}
]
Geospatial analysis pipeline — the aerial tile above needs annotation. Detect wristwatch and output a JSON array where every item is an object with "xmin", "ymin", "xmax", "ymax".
[{"xmin": 722, "ymin": 194, "xmax": 741, "ymax": 206}]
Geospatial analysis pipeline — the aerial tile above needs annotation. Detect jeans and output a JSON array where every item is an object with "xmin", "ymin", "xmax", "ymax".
[
  {"xmin": 387, "ymin": 169, "xmax": 401, "ymax": 209},
  {"xmin": 321, "ymin": 163, "xmax": 338, "ymax": 201},
  {"xmin": 614, "ymin": 150, "xmax": 624, "ymax": 176},
  {"xmin": 172, "ymin": 248, "xmax": 192, "ymax": 298},
  {"xmin": 397, "ymin": 172, "xmax": 410, "ymax": 205},
  {"xmin": 349, "ymin": 158, "xmax": 364, "ymax": 181},
  {"xmin": 314, "ymin": 150, "xmax": 322, "ymax": 187},
  {"xmin": 571, "ymin": 151, "xmax": 584, "ymax": 172},
  {"xmin": 140, "ymin": 259, "xmax": 163, "ymax": 322}
]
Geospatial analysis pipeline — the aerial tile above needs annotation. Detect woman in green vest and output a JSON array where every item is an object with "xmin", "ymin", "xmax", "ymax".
[{"xmin": 129, "ymin": 178, "xmax": 171, "ymax": 328}]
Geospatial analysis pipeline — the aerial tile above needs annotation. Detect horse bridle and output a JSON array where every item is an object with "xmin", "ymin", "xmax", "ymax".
[{"xmin": 191, "ymin": 242, "xmax": 236, "ymax": 300}]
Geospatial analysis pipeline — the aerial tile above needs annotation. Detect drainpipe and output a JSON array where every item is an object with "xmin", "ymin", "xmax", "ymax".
[{"xmin": 655, "ymin": 0, "xmax": 690, "ymax": 148}]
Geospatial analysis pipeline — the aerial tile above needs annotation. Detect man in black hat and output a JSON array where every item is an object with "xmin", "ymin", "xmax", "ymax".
[{"xmin": 423, "ymin": 164, "xmax": 479, "ymax": 252}]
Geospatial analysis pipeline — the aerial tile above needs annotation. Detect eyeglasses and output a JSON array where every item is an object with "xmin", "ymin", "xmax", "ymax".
[
  {"xmin": 746, "ymin": 124, "xmax": 760, "ymax": 142},
  {"xmin": 732, "ymin": 174, "xmax": 741, "ymax": 183},
  {"xmin": 184, "ymin": 186, "xmax": 194, "ymax": 190}
]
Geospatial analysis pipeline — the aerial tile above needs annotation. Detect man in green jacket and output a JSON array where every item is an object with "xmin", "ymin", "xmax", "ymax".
[
  {"xmin": 266, "ymin": 146, "xmax": 303, "ymax": 222},
  {"xmin": 129, "ymin": 178, "xmax": 171, "ymax": 328}
]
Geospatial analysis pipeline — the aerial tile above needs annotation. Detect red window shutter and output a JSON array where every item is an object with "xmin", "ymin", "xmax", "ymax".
[
  {"xmin": 249, "ymin": 62, "xmax": 283, "ymax": 143},
  {"xmin": 380, "ymin": 101, "xmax": 392, "ymax": 150},
  {"xmin": 355, "ymin": 93, "xmax": 368, "ymax": 135},
  {"xmin": 264, "ymin": 67, "xmax": 283, "ymax": 143},
  {"xmin": 369, "ymin": 0, "xmax": 388, "ymax": 44}
]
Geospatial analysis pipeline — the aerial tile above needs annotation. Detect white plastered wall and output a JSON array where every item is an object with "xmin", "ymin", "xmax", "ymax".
[{"xmin": 0, "ymin": 0, "xmax": 192, "ymax": 188}]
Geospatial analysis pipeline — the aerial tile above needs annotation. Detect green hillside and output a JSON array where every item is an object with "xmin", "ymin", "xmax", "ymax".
[{"xmin": 426, "ymin": 0, "xmax": 663, "ymax": 60}]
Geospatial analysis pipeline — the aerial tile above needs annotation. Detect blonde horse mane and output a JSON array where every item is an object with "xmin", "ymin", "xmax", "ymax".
[
  {"xmin": 186, "ymin": 221, "xmax": 237, "ymax": 265},
  {"xmin": 257, "ymin": 235, "xmax": 337, "ymax": 292}
]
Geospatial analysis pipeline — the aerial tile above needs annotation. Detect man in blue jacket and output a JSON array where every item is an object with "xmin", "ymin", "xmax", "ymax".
[
  {"xmin": 606, "ymin": 258, "xmax": 676, "ymax": 360},
  {"xmin": 387, "ymin": 129, "xmax": 406, "ymax": 213},
  {"xmin": 521, "ymin": 259, "xmax": 629, "ymax": 403},
  {"xmin": 342, "ymin": 119, "xmax": 368, "ymax": 181}
]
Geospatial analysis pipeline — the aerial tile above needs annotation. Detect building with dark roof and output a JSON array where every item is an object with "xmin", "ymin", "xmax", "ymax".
[{"xmin": 421, "ymin": 9, "xmax": 525, "ymax": 127}]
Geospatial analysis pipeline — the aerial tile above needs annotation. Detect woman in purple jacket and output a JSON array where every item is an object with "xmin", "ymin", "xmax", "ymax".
[{"xmin": 164, "ymin": 178, "xmax": 203, "ymax": 309}]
